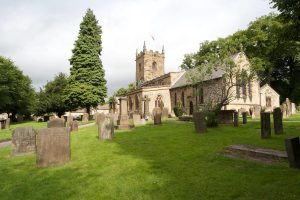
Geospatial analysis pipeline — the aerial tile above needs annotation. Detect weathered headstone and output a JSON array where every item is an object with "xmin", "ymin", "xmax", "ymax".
[
  {"xmin": 162, "ymin": 108, "xmax": 169, "ymax": 119},
  {"xmin": 252, "ymin": 105, "xmax": 261, "ymax": 118},
  {"xmin": 261, "ymin": 112, "xmax": 271, "ymax": 139},
  {"xmin": 143, "ymin": 96, "xmax": 150, "ymax": 119},
  {"xmin": 132, "ymin": 114, "xmax": 142, "ymax": 126},
  {"xmin": 233, "ymin": 111, "xmax": 239, "ymax": 127},
  {"xmin": 82, "ymin": 113, "xmax": 89, "ymax": 122},
  {"xmin": 5, "ymin": 118, "xmax": 10, "ymax": 129},
  {"xmin": 67, "ymin": 114, "xmax": 73, "ymax": 123},
  {"xmin": 285, "ymin": 137, "xmax": 300, "ymax": 168},
  {"xmin": 117, "ymin": 97, "xmax": 130, "ymax": 129},
  {"xmin": 286, "ymin": 98, "xmax": 292, "ymax": 117},
  {"xmin": 69, "ymin": 120, "xmax": 78, "ymax": 132},
  {"xmin": 0, "ymin": 120, "xmax": 6, "ymax": 129},
  {"xmin": 273, "ymin": 107, "xmax": 283, "ymax": 134},
  {"xmin": 47, "ymin": 118, "xmax": 65, "ymax": 128},
  {"xmin": 282, "ymin": 103, "xmax": 288, "ymax": 118},
  {"xmin": 153, "ymin": 107, "xmax": 162, "ymax": 125},
  {"xmin": 193, "ymin": 112, "xmax": 207, "ymax": 133},
  {"xmin": 36, "ymin": 127, "xmax": 70, "ymax": 167},
  {"xmin": 11, "ymin": 126, "xmax": 36, "ymax": 156},
  {"xmin": 242, "ymin": 112, "xmax": 247, "ymax": 124},
  {"xmin": 96, "ymin": 113, "xmax": 106, "ymax": 126},
  {"xmin": 291, "ymin": 103, "xmax": 296, "ymax": 115},
  {"xmin": 99, "ymin": 116, "xmax": 114, "ymax": 140},
  {"xmin": 218, "ymin": 110, "xmax": 234, "ymax": 124}
]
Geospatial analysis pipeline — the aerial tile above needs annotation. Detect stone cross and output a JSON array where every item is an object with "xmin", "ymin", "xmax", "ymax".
[
  {"xmin": 261, "ymin": 112, "xmax": 271, "ymax": 139},
  {"xmin": 193, "ymin": 112, "xmax": 207, "ymax": 133},
  {"xmin": 117, "ymin": 97, "xmax": 130, "ymax": 129},
  {"xmin": 273, "ymin": 107, "xmax": 283, "ymax": 134}
]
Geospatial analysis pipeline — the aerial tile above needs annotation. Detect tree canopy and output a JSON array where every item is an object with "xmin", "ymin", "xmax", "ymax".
[
  {"xmin": 0, "ymin": 56, "xmax": 35, "ymax": 118},
  {"xmin": 65, "ymin": 8, "xmax": 107, "ymax": 114}
]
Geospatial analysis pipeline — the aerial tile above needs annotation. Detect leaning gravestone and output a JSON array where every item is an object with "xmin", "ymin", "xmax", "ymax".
[
  {"xmin": 285, "ymin": 137, "xmax": 300, "ymax": 168},
  {"xmin": 69, "ymin": 120, "xmax": 79, "ymax": 132},
  {"xmin": 153, "ymin": 107, "xmax": 162, "ymax": 125},
  {"xmin": 82, "ymin": 113, "xmax": 89, "ymax": 122},
  {"xmin": 242, "ymin": 112, "xmax": 247, "ymax": 124},
  {"xmin": 233, "ymin": 111, "xmax": 239, "ymax": 127},
  {"xmin": 193, "ymin": 112, "xmax": 207, "ymax": 133},
  {"xmin": 218, "ymin": 110, "xmax": 234, "ymax": 124},
  {"xmin": 36, "ymin": 127, "xmax": 70, "ymax": 167},
  {"xmin": 273, "ymin": 107, "xmax": 283, "ymax": 134},
  {"xmin": 261, "ymin": 112, "xmax": 271, "ymax": 139},
  {"xmin": 47, "ymin": 118, "xmax": 65, "ymax": 128},
  {"xmin": 11, "ymin": 127, "xmax": 36, "ymax": 156},
  {"xmin": 99, "ymin": 116, "xmax": 114, "ymax": 140}
]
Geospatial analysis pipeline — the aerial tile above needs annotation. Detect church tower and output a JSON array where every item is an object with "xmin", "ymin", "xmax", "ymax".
[{"xmin": 135, "ymin": 41, "xmax": 165, "ymax": 86}]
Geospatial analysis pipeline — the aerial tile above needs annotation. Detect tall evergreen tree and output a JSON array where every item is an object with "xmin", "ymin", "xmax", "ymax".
[{"xmin": 65, "ymin": 8, "xmax": 107, "ymax": 114}]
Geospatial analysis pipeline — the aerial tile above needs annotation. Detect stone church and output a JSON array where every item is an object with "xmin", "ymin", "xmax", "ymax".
[{"xmin": 124, "ymin": 42, "xmax": 280, "ymax": 118}]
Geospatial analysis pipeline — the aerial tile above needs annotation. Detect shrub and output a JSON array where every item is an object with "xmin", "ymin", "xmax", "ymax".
[{"xmin": 174, "ymin": 106, "xmax": 184, "ymax": 117}]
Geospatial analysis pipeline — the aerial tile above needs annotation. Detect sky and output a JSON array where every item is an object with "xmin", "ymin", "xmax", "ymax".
[{"xmin": 0, "ymin": 0, "xmax": 275, "ymax": 96}]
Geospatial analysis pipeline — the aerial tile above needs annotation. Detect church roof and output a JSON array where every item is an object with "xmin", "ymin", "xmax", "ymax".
[{"xmin": 170, "ymin": 68, "xmax": 224, "ymax": 89}]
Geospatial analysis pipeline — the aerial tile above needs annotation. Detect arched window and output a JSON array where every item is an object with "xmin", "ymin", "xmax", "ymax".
[
  {"xmin": 181, "ymin": 91, "xmax": 185, "ymax": 107},
  {"xmin": 152, "ymin": 62, "xmax": 157, "ymax": 71},
  {"xmin": 129, "ymin": 97, "xmax": 133, "ymax": 111},
  {"xmin": 174, "ymin": 93, "xmax": 177, "ymax": 106},
  {"xmin": 135, "ymin": 95, "xmax": 139, "ymax": 111},
  {"xmin": 199, "ymin": 88, "xmax": 204, "ymax": 104},
  {"xmin": 236, "ymin": 78, "xmax": 240, "ymax": 98},
  {"xmin": 248, "ymin": 79, "xmax": 252, "ymax": 101}
]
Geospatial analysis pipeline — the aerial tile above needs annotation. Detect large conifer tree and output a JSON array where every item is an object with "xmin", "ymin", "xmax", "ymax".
[{"xmin": 65, "ymin": 8, "xmax": 107, "ymax": 114}]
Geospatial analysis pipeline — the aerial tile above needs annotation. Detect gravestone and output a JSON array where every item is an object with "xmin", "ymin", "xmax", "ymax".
[
  {"xmin": 69, "ymin": 120, "xmax": 78, "ymax": 132},
  {"xmin": 117, "ymin": 97, "xmax": 130, "ymax": 129},
  {"xmin": 233, "ymin": 111, "xmax": 239, "ymax": 127},
  {"xmin": 82, "ymin": 113, "xmax": 89, "ymax": 122},
  {"xmin": 218, "ymin": 110, "xmax": 234, "ymax": 124},
  {"xmin": 143, "ymin": 96, "xmax": 150, "ymax": 119},
  {"xmin": 96, "ymin": 113, "xmax": 106, "ymax": 126},
  {"xmin": 99, "ymin": 116, "xmax": 114, "ymax": 140},
  {"xmin": 286, "ymin": 98, "xmax": 292, "ymax": 117},
  {"xmin": 193, "ymin": 112, "xmax": 207, "ymax": 133},
  {"xmin": 242, "ymin": 112, "xmax": 247, "ymax": 124},
  {"xmin": 162, "ymin": 108, "xmax": 169, "ymax": 119},
  {"xmin": 36, "ymin": 127, "xmax": 70, "ymax": 167},
  {"xmin": 273, "ymin": 107, "xmax": 283, "ymax": 134},
  {"xmin": 43, "ymin": 115, "xmax": 50, "ymax": 122},
  {"xmin": 252, "ymin": 105, "xmax": 261, "ymax": 118},
  {"xmin": 47, "ymin": 118, "xmax": 65, "ymax": 128},
  {"xmin": 67, "ymin": 114, "xmax": 73, "ymax": 123},
  {"xmin": 132, "ymin": 114, "xmax": 142, "ymax": 126},
  {"xmin": 153, "ymin": 107, "xmax": 162, "ymax": 125},
  {"xmin": 5, "ymin": 118, "xmax": 10, "ymax": 129},
  {"xmin": 261, "ymin": 112, "xmax": 271, "ymax": 139},
  {"xmin": 282, "ymin": 103, "xmax": 287, "ymax": 118},
  {"xmin": 11, "ymin": 126, "xmax": 36, "ymax": 156},
  {"xmin": 291, "ymin": 103, "xmax": 296, "ymax": 115},
  {"xmin": 285, "ymin": 137, "xmax": 300, "ymax": 168},
  {"xmin": 0, "ymin": 120, "xmax": 6, "ymax": 129}
]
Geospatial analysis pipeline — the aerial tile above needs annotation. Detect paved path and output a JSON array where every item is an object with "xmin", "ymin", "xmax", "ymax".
[{"xmin": 0, "ymin": 122, "xmax": 96, "ymax": 149}]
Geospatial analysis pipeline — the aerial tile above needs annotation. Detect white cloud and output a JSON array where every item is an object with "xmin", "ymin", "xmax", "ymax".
[{"xmin": 0, "ymin": 0, "xmax": 274, "ymax": 95}]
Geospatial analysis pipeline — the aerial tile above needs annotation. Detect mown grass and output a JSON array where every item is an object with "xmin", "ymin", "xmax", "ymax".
[
  {"xmin": 0, "ymin": 119, "xmax": 300, "ymax": 200},
  {"xmin": 0, "ymin": 121, "xmax": 47, "ymax": 141}
]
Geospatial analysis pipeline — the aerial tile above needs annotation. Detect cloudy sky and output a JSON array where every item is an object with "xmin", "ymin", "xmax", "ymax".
[{"xmin": 0, "ymin": 0, "xmax": 275, "ymax": 96}]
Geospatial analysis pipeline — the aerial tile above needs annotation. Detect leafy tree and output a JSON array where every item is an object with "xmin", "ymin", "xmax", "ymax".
[
  {"xmin": 0, "ymin": 56, "xmax": 35, "ymax": 120},
  {"xmin": 65, "ymin": 8, "xmax": 107, "ymax": 114},
  {"xmin": 33, "ymin": 88, "xmax": 50, "ymax": 116}
]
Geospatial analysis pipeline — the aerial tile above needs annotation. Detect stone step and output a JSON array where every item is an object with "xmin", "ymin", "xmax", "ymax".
[{"xmin": 224, "ymin": 144, "xmax": 287, "ymax": 163}]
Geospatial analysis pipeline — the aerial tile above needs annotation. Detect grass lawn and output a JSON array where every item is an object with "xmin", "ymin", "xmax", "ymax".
[
  {"xmin": 0, "ymin": 121, "xmax": 47, "ymax": 141},
  {"xmin": 0, "ymin": 120, "xmax": 300, "ymax": 200}
]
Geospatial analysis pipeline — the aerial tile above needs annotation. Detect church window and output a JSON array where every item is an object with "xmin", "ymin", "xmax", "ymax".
[
  {"xmin": 248, "ymin": 79, "xmax": 252, "ymax": 101},
  {"xmin": 242, "ymin": 80, "xmax": 247, "ymax": 99},
  {"xmin": 181, "ymin": 91, "xmax": 185, "ymax": 107},
  {"xmin": 236, "ymin": 78, "xmax": 240, "ymax": 98},
  {"xmin": 175, "ymin": 92, "xmax": 177, "ymax": 106},
  {"xmin": 266, "ymin": 96, "xmax": 272, "ymax": 107},
  {"xmin": 135, "ymin": 95, "xmax": 139, "ymax": 111},
  {"xmin": 199, "ymin": 87, "xmax": 204, "ymax": 104},
  {"xmin": 152, "ymin": 62, "xmax": 157, "ymax": 71}
]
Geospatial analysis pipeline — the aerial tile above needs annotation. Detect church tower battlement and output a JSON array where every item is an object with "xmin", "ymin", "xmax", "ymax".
[{"xmin": 135, "ymin": 41, "xmax": 165, "ymax": 86}]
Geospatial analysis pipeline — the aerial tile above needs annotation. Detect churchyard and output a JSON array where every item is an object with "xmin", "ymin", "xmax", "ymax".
[{"xmin": 0, "ymin": 113, "xmax": 300, "ymax": 199}]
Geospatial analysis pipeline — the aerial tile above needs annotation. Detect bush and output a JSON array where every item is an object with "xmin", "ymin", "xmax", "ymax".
[
  {"xmin": 173, "ymin": 106, "xmax": 184, "ymax": 117},
  {"xmin": 205, "ymin": 111, "xmax": 219, "ymax": 127}
]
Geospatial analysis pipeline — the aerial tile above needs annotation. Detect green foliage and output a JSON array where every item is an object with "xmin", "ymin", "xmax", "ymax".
[
  {"xmin": 65, "ymin": 8, "xmax": 107, "ymax": 112},
  {"xmin": 0, "ymin": 56, "xmax": 35, "ymax": 118},
  {"xmin": 33, "ymin": 88, "xmax": 50, "ymax": 116},
  {"xmin": 114, "ymin": 87, "xmax": 128, "ymax": 96},
  {"xmin": 173, "ymin": 106, "xmax": 184, "ymax": 117},
  {"xmin": 271, "ymin": 0, "xmax": 300, "ymax": 23}
]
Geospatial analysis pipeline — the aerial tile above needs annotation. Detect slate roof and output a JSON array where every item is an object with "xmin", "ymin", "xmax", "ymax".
[{"xmin": 170, "ymin": 68, "xmax": 224, "ymax": 89}]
